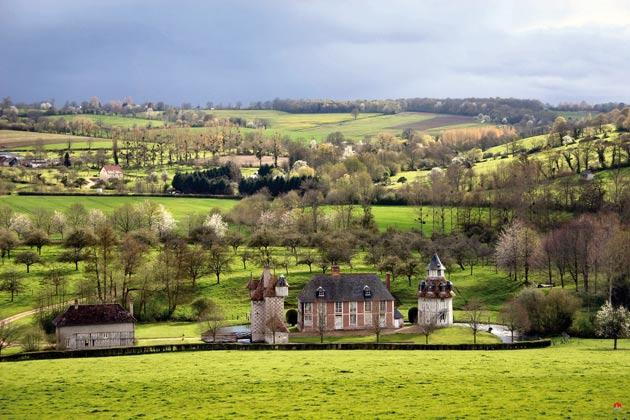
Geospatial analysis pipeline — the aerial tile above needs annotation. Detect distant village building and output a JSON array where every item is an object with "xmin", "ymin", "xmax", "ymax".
[
  {"xmin": 417, "ymin": 254, "xmax": 454, "ymax": 326},
  {"xmin": 0, "ymin": 153, "xmax": 19, "ymax": 167},
  {"xmin": 297, "ymin": 266, "xmax": 396, "ymax": 332},
  {"xmin": 24, "ymin": 158, "xmax": 49, "ymax": 168},
  {"xmin": 247, "ymin": 267, "xmax": 290, "ymax": 344},
  {"xmin": 53, "ymin": 301, "xmax": 136, "ymax": 350},
  {"xmin": 100, "ymin": 164, "xmax": 123, "ymax": 181}
]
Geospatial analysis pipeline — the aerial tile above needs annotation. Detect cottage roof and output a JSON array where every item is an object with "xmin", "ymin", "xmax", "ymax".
[
  {"xmin": 394, "ymin": 308, "xmax": 404, "ymax": 320},
  {"xmin": 427, "ymin": 253, "xmax": 445, "ymax": 271},
  {"xmin": 298, "ymin": 273, "xmax": 394, "ymax": 303},
  {"xmin": 102, "ymin": 164, "xmax": 123, "ymax": 173},
  {"xmin": 53, "ymin": 304, "xmax": 135, "ymax": 327}
]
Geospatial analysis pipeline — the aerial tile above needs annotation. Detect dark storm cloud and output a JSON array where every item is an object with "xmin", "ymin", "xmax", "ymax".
[{"xmin": 1, "ymin": 0, "xmax": 629, "ymax": 104}]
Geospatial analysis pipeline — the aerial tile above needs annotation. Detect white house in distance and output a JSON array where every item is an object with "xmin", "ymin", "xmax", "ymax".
[
  {"xmin": 100, "ymin": 164, "xmax": 123, "ymax": 181},
  {"xmin": 417, "ymin": 253, "xmax": 454, "ymax": 326},
  {"xmin": 52, "ymin": 301, "xmax": 136, "ymax": 350}
]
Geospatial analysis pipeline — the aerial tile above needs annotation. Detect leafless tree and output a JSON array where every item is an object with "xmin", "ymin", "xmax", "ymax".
[
  {"xmin": 499, "ymin": 299, "xmax": 530, "ymax": 342},
  {"xmin": 0, "ymin": 321, "xmax": 21, "ymax": 356},
  {"xmin": 316, "ymin": 301, "xmax": 327, "ymax": 344},
  {"xmin": 417, "ymin": 315, "xmax": 438, "ymax": 344},
  {"xmin": 464, "ymin": 298, "xmax": 486, "ymax": 344},
  {"xmin": 201, "ymin": 300, "xmax": 225, "ymax": 343}
]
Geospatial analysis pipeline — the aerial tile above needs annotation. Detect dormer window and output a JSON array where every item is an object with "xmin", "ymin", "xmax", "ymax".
[
  {"xmin": 316, "ymin": 286, "xmax": 326, "ymax": 298},
  {"xmin": 363, "ymin": 285, "xmax": 372, "ymax": 298}
]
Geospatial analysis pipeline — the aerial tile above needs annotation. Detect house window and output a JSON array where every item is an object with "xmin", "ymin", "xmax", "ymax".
[
  {"xmin": 379, "ymin": 301, "xmax": 387, "ymax": 312},
  {"xmin": 364, "ymin": 301, "xmax": 372, "ymax": 312},
  {"xmin": 304, "ymin": 302, "xmax": 312, "ymax": 314},
  {"xmin": 349, "ymin": 302, "xmax": 357, "ymax": 326},
  {"xmin": 365, "ymin": 313, "xmax": 372, "ymax": 326},
  {"xmin": 379, "ymin": 314, "xmax": 386, "ymax": 327},
  {"xmin": 335, "ymin": 301, "xmax": 343, "ymax": 313},
  {"xmin": 304, "ymin": 314, "xmax": 313, "ymax": 326},
  {"xmin": 316, "ymin": 287, "xmax": 326, "ymax": 298}
]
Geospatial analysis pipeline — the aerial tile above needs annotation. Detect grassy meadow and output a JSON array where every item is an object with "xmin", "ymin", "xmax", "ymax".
[
  {"xmin": 0, "ymin": 194, "xmax": 477, "ymax": 234},
  {"xmin": 0, "ymin": 339, "xmax": 627, "ymax": 418}
]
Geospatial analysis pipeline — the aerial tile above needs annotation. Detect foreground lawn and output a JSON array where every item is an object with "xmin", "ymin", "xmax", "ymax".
[{"xmin": 0, "ymin": 339, "xmax": 627, "ymax": 418}]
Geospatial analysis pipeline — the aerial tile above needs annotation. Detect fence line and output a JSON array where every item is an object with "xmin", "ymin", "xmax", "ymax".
[{"xmin": 1, "ymin": 339, "xmax": 551, "ymax": 362}]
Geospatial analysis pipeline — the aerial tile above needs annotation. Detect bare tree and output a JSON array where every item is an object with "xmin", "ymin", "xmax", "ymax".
[
  {"xmin": 266, "ymin": 314, "xmax": 285, "ymax": 345},
  {"xmin": 371, "ymin": 301, "xmax": 385, "ymax": 343},
  {"xmin": 207, "ymin": 244, "xmax": 232, "ymax": 284},
  {"xmin": 417, "ymin": 315, "xmax": 438, "ymax": 344},
  {"xmin": 499, "ymin": 299, "xmax": 530, "ymax": 342},
  {"xmin": 0, "ymin": 270, "xmax": 23, "ymax": 302},
  {"xmin": 464, "ymin": 298, "xmax": 486, "ymax": 344},
  {"xmin": 0, "ymin": 321, "xmax": 21, "ymax": 356},
  {"xmin": 316, "ymin": 301, "xmax": 327, "ymax": 344},
  {"xmin": 202, "ymin": 300, "xmax": 226, "ymax": 343}
]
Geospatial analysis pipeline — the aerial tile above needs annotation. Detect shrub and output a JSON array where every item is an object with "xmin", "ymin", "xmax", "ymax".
[
  {"xmin": 286, "ymin": 309, "xmax": 298, "ymax": 326},
  {"xmin": 515, "ymin": 288, "xmax": 581, "ymax": 336},
  {"xmin": 397, "ymin": 176, "xmax": 407, "ymax": 183},
  {"xmin": 570, "ymin": 312, "xmax": 596, "ymax": 338},
  {"xmin": 20, "ymin": 327, "xmax": 44, "ymax": 352},
  {"xmin": 408, "ymin": 307, "xmax": 418, "ymax": 324}
]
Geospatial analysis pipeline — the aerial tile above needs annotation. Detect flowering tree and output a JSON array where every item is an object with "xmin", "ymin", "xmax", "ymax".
[
  {"xmin": 595, "ymin": 302, "xmax": 630, "ymax": 350},
  {"xmin": 152, "ymin": 205, "xmax": 176, "ymax": 238},
  {"xmin": 51, "ymin": 210, "xmax": 67, "ymax": 238},
  {"xmin": 495, "ymin": 219, "xmax": 541, "ymax": 284},
  {"xmin": 203, "ymin": 213, "xmax": 227, "ymax": 238},
  {"xmin": 9, "ymin": 213, "xmax": 32, "ymax": 238},
  {"xmin": 86, "ymin": 209, "xmax": 107, "ymax": 232}
]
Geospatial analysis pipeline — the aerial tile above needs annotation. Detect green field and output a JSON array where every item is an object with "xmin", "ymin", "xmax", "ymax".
[
  {"xmin": 0, "ymin": 130, "xmax": 111, "ymax": 150},
  {"xmin": 47, "ymin": 114, "xmax": 165, "ymax": 129},
  {"xmin": 0, "ymin": 195, "xmax": 470, "ymax": 233},
  {"xmin": 208, "ymin": 110, "xmax": 483, "ymax": 141},
  {"xmin": 291, "ymin": 327, "xmax": 500, "ymax": 344},
  {"xmin": 0, "ymin": 339, "xmax": 627, "ymax": 418}
]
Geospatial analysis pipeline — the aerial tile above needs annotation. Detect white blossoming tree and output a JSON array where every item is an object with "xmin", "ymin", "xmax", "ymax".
[
  {"xmin": 9, "ymin": 213, "xmax": 32, "ymax": 238},
  {"xmin": 86, "ymin": 209, "xmax": 107, "ymax": 232},
  {"xmin": 51, "ymin": 211, "xmax": 67, "ymax": 238},
  {"xmin": 152, "ymin": 205, "xmax": 177, "ymax": 238},
  {"xmin": 595, "ymin": 302, "xmax": 630, "ymax": 350},
  {"xmin": 203, "ymin": 213, "xmax": 228, "ymax": 238}
]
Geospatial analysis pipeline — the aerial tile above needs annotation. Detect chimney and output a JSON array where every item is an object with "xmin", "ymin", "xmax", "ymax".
[
  {"xmin": 129, "ymin": 299, "xmax": 134, "ymax": 316},
  {"xmin": 74, "ymin": 299, "xmax": 79, "ymax": 310},
  {"xmin": 331, "ymin": 265, "xmax": 340, "ymax": 278},
  {"xmin": 385, "ymin": 272, "xmax": 391, "ymax": 291}
]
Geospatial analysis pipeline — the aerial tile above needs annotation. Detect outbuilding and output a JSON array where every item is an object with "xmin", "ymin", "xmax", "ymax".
[{"xmin": 53, "ymin": 301, "xmax": 136, "ymax": 350}]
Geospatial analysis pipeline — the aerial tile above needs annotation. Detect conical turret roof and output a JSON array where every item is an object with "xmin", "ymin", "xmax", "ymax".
[{"xmin": 427, "ymin": 253, "xmax": 445, "ymax": 270}]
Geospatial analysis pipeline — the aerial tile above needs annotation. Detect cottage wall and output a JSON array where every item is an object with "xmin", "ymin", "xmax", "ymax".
[{"xmin": 56, "ymin": 323, "xmax": 135, "ymax": 350}]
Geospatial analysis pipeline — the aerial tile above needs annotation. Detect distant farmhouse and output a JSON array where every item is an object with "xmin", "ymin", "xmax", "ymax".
[
  {"xmin": 417, "ymin": 254, "xmax": 455, "ymax": 326},
  {"xmin": 53, "ymin": 301, "xmax": 136, "ymax": 350},
  {"xmin": 297, "ymin": 266, "xmax": 397, "ymax": 332},
  {"xmin": 248, "ymin": 267, "xmax": 290, "ymax": 344},
  {"xmin": 0, "ymin": 152, "xmax": 19, "ymax": 167},
  {"xmin": 100, "ymin": 164, "xmax": 123, "ymax": 181}
]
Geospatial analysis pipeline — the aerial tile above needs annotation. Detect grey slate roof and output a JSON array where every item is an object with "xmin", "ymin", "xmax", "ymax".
[
  {"xmin": 298, "ymin": 273, "xmax": 394, "ymax": 303},
  {"xmin": 427, "ymin": 253, "xmax": 445, "ymax": 270},
  {"xmin": 53, "ymin": 304, "xmax": 136, "ymax": 327}
]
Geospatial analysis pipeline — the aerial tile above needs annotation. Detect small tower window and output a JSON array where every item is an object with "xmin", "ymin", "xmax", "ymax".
[
  {"xmin": 363, "ymin": 285, "xmax": 372, "ymax": 298},
  {"xmin": 316, "ymin": 286, "xmax": 326, "ymax": 298}
]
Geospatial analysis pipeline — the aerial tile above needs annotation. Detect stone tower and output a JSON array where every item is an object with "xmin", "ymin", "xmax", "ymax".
[
  {"xmin": 417, "ymin": 253, "xmax": 454, "ymax": 326},
  {"xmin": 247, "ymin": 267, "xmax": 289, "ymax": 343}
]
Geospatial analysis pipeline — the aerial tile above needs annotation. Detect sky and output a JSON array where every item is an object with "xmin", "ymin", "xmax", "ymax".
[{"xmin": 1, "ymin": 0, "xmax": 630, "ymax": 106}]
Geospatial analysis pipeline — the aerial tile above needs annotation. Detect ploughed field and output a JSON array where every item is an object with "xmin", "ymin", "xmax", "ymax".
[{"xmin": 0, "ymin": 339, "xmax": 627, "ymax": 418}]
